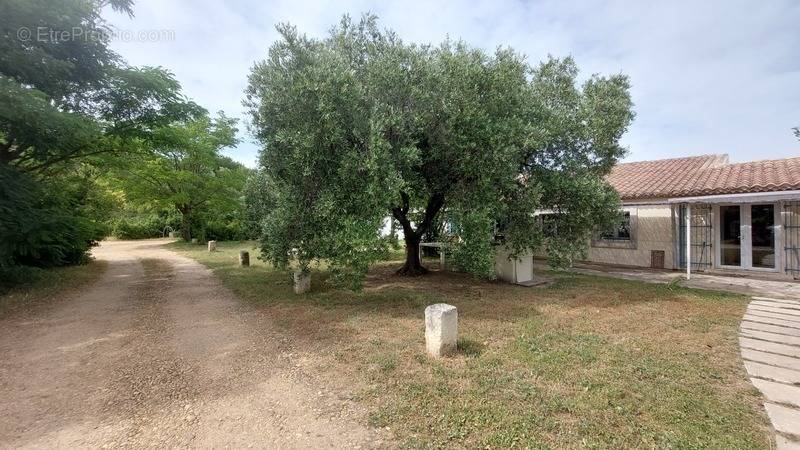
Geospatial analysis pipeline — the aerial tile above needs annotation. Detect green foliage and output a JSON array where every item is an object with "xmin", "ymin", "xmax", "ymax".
[
  {"xmin": 245, "ymin": 14, "xmax": 634, "ymax": 288},
  {"xmin": 537, "ymin": 173, "xmax": 622, "ymax": 267},
  {"xmin": 0, "ymin": 0, "xmax": 205, "ymax": 277},
  {"xmin": 0, "ymin": 167, "xmax": 104, "ymax": 269},
  {"xmin": 202, "ymin": 214, "xmax": 252, "ymax": 242},
  {"xmin": 511, "ymin": 56, "xmax": 634, "ymax": 266},
  {"xmin": 0, "ymin": 265, "xmax": 48, "ymax": 291},
  {"xmin": 110, "ymin": 114, "xmax": 250, "ymax": 241},
  {"xmin": 0, "ymin": 0, "xmax": 131, "ymax": 99},
  {"xmin": 243, "ymin": 170, "xmax": 274, "ymax": 238},
  {"xmin": 245, "ymin": 18, "xmax": 393, "ymax": 281},
  {"xmin": 110, "ymin": 218, "xmax": 163, "ymax": 240},
  {"xmin": 0, "ymin": 0, "xmax": 200, "ymax": 174},
  {"xmin": 449, "ymin": 210, "xmax": 496, "ymax": 278},
  {"xmin": 109, "ymin": 211, "xmax": 182, "ymax": 240}
]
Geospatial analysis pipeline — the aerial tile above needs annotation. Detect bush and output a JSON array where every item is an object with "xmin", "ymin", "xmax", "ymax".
[
  {"xmin": 0, "ymin": 265, "xmax": 46, "ymax": 292},
  {"xmin": 109, "ymin": 211, "xmax": 252, "ymax": 242},
  {"xmin": 109, "ymin": 213, "xmax": 180, "ymax": 239},
  {"xmin": 201, "ymin": 217, "xmax": 251, "ymax": 241},
  {"xmin": 0, "ymin": 167, "xmax": 104, "ymax": 270}
]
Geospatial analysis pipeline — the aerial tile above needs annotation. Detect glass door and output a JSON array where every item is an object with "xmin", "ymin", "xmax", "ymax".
[
  {"xmin": 716, "ymin": 203, "xmax": 777, "ymax": 270},
  {"xmin": 751, "ymin": 204, "xmax": 775, "ymax": 268},
  {"xmin": 720, "ymin": 205, "xmax": 741, "ymax": 266}
]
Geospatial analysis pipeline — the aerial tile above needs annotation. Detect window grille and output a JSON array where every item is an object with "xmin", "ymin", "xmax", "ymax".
[
  {"xmin": 678, "ymin": 204, "xmax": 713, "ymax": 270},
  {"xmin": 783, "ymin": 202, "xmax": 800, "ymax": 279}
]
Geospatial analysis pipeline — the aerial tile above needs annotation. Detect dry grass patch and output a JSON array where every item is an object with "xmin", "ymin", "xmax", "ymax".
[
  {"xmin": 172, "ymin": 240, "xmax": 771, "ymax": 449},
  {"xmin": 0, "ymin": 260, "xmax": 107, "ymax": 316}
]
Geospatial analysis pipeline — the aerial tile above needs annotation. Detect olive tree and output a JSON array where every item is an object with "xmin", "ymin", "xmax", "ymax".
[{"xmin": 245, "ymin": 15, "xmax": 634, "ymax": 288}]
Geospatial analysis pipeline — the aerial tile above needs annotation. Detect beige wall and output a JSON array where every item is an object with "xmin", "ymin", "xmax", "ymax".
[{"xmin": 585, "ymin": 203, "xmax": 676, "ymax": 269}]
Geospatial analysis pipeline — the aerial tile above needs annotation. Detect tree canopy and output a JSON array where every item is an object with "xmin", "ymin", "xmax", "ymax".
[
  {"xmin": 110, "ymin": 114, "xmax": 250, "ymax": 241},
  {"xmin": 0, "ymin": 0, "xmax": 205, "ymax": 275},
  {"xmin": 245, "ymin": 15, "xmax": 635, "ymax": 289},
  {"xmin": 0, "ymin": 0, "xmax": 201, "ymax": 175}
]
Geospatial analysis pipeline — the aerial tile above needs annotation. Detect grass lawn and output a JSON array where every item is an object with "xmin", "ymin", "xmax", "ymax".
[{"xmin": 172, "ymin": 240, "xmax": 771, "ymax": 449}]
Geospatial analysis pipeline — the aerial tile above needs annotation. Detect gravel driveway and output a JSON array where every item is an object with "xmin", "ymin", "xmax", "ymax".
[{"xmin": 0, "ymin": 239, "xmax": 384, "ymax": 448}]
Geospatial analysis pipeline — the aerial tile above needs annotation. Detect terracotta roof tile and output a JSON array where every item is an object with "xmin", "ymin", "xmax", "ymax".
[{"xmin": 607, "ymin": 154, "xmax": 800, "ymax": 200}]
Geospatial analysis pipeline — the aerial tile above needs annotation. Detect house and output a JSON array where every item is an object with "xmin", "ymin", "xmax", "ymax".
[{"xmin": 585, "ymin": 154, "xmax": 800, "ymax": 278}]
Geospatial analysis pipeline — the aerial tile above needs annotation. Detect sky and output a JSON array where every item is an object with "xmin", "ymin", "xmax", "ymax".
[{"xmin": 105, "ymin": 0, "xmax": 800, "ymax": 168}]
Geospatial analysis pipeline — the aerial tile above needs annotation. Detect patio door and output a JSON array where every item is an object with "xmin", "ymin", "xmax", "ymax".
[
  {"xmin": 751, "ymin": 204, "xmax": 775, "ymax": 269},
  {"xmin": 717, "ymin": 203, "xmax": 776, "ymax": 270},
  {"xmin": 720, "ymin": 205, "xmax": 741, "ymax": 267}
]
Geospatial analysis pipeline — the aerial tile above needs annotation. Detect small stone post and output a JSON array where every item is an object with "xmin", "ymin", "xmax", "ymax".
[
  {"xmin": 239, "ymin": 250, "xmax": 250, "ymax": 267},
  {"xmin": 425, "ymin": 304, "xmax": 458, "ymax": 357},
  {"xmin": 190, "ymin": 238, "xmax": 198, "ymax": 244},
  {"xmin": 293, "ymin": 270, "xmax": 311, "ymax": 294},
  {"xmin": 207, "ymin": 240, "xmax": 217, "ymax": 252}
]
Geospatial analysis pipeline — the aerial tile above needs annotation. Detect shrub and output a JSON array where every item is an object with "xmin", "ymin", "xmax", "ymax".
[
  {"xmin": 201, "ymin": 217, "xmax": 251, "ymax": 241},
  {"xmin": 0, "ymin": 167, "xmax": 104, "ymax": 270},
  {"xmin": 0, "ymin": 265, "xmax": 46, "ymax": 292},
  {"xmin": 110, "ymin": 218, "xmax": 158, "ymax": 240}
]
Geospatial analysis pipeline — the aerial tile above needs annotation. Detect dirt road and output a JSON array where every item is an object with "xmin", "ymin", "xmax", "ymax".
[{"xmin": 0, "ymin": 239, "xmax": 384, "ymax": 448}]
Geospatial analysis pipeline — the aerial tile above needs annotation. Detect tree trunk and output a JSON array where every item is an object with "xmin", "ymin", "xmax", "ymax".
[
  {"xmin": 397, "ymin": 235, "xmax": 427, "ymax": 276},
  {"xmin": 179, "ymin": 207, "xmax": 192, "ymax": 241},
  {"xmin": 392, "ymin": 191, "xmax": 444, "ymax": 276}
]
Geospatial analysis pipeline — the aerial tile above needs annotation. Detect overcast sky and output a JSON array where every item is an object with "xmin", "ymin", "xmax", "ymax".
[{"xmin": 105, "ymin": 0, "xmax": 800, "ymax": 168}]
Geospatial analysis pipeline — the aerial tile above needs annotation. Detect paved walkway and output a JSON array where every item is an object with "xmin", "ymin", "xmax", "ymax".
[{"xmin": 739, "ymin": 297, "xmax": 800, "ymax": 449}]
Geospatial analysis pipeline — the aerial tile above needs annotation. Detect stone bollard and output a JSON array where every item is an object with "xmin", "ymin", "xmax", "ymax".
[
  {"xmin": 425, "ymin": 303, "xmax": 458, "ymax": 357},
  {"xmin": 293, "ymin": 270, "xmax": 311, "ymax": 294},
  {"xmin": 190, "ymin": 238, "xmax": 198, "ymax": 244},
  {"xmin": 207, "ymin": 240, "xmax": 217, "ymax": 252},
  {"xmin": 239, "ymin": 250, "xmax": 250, "ymax": 267},
  {"xmin": 168, "ymin": 231, "xmax": 177, "ymax": 238}
]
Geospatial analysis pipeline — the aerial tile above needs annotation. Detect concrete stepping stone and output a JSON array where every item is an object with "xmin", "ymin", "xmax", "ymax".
[
  {"xmin": 750, "ymin": 305, "xmax": 800, "ymax": 317},
  {"xmin": 777, "ymin": 435, "xmax": 800, "ymax": 450},
  {"xmin": 754, "ymin": 297, "xmax": 800, "ymax": 306},
  {"xmin": 742, "ymin": 298, "xmax": 800, "ymax": 447},
  {"xmin": 741, "ymin": 329, "xmax": 800, "ymax": 347},
  {"xmin": 740, "ymin": 337, "xmax": 800, "ymax": 358},
  {"xmin": 744, "ymin": 314, "xmax": 800, "ymax": 330},
  {"xmin": 744, "ymin": 361, "xmax": 800, "ymax": 384},
  {"xmin": 764, "ymin": 402, "xmax": 800, "ymax": 438},
  {"xmin": 752, "ymin": 301, "xmax": 800, "ymax": 312},
  {"xmin": 742, "ymin": 348, "xmax": 800, "ymax": 372},
  {"xmin": 746, "ymin": 310, "xmax": 800, "ymax": 325},
  {"xmin": 751, "ymin": 378, "xmax": 800, "ymax": 409},
  {"xmin": 742, "ymin": 321, "xmax": 800, "ymax": 337}
]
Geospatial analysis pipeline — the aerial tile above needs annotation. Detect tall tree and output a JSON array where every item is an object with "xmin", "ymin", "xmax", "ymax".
[
  {"xmin": 0, "ymin": 0, "xmax": 201, "ymax": 175},
  {"xmin": 245, "ymin": 15, "xmax": 633, "ymax": 287},
  {"xmin": 0, "ymin": 0, "xmax": 202, "ymax": 271},
  {"xmin": 112, "ymin": 114, "xmax": 247, "ymax": 241}
]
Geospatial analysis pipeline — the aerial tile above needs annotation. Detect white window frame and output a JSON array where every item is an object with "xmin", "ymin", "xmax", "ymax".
[{"xmin": 712, "ymin": 203, "xmax": 780, "ymax": 272}]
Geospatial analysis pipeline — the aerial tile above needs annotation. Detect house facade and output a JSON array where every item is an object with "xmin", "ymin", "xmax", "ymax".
[{"xmin": 585, "ymin": 154, "xmax": 800, "ymax": 278}]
